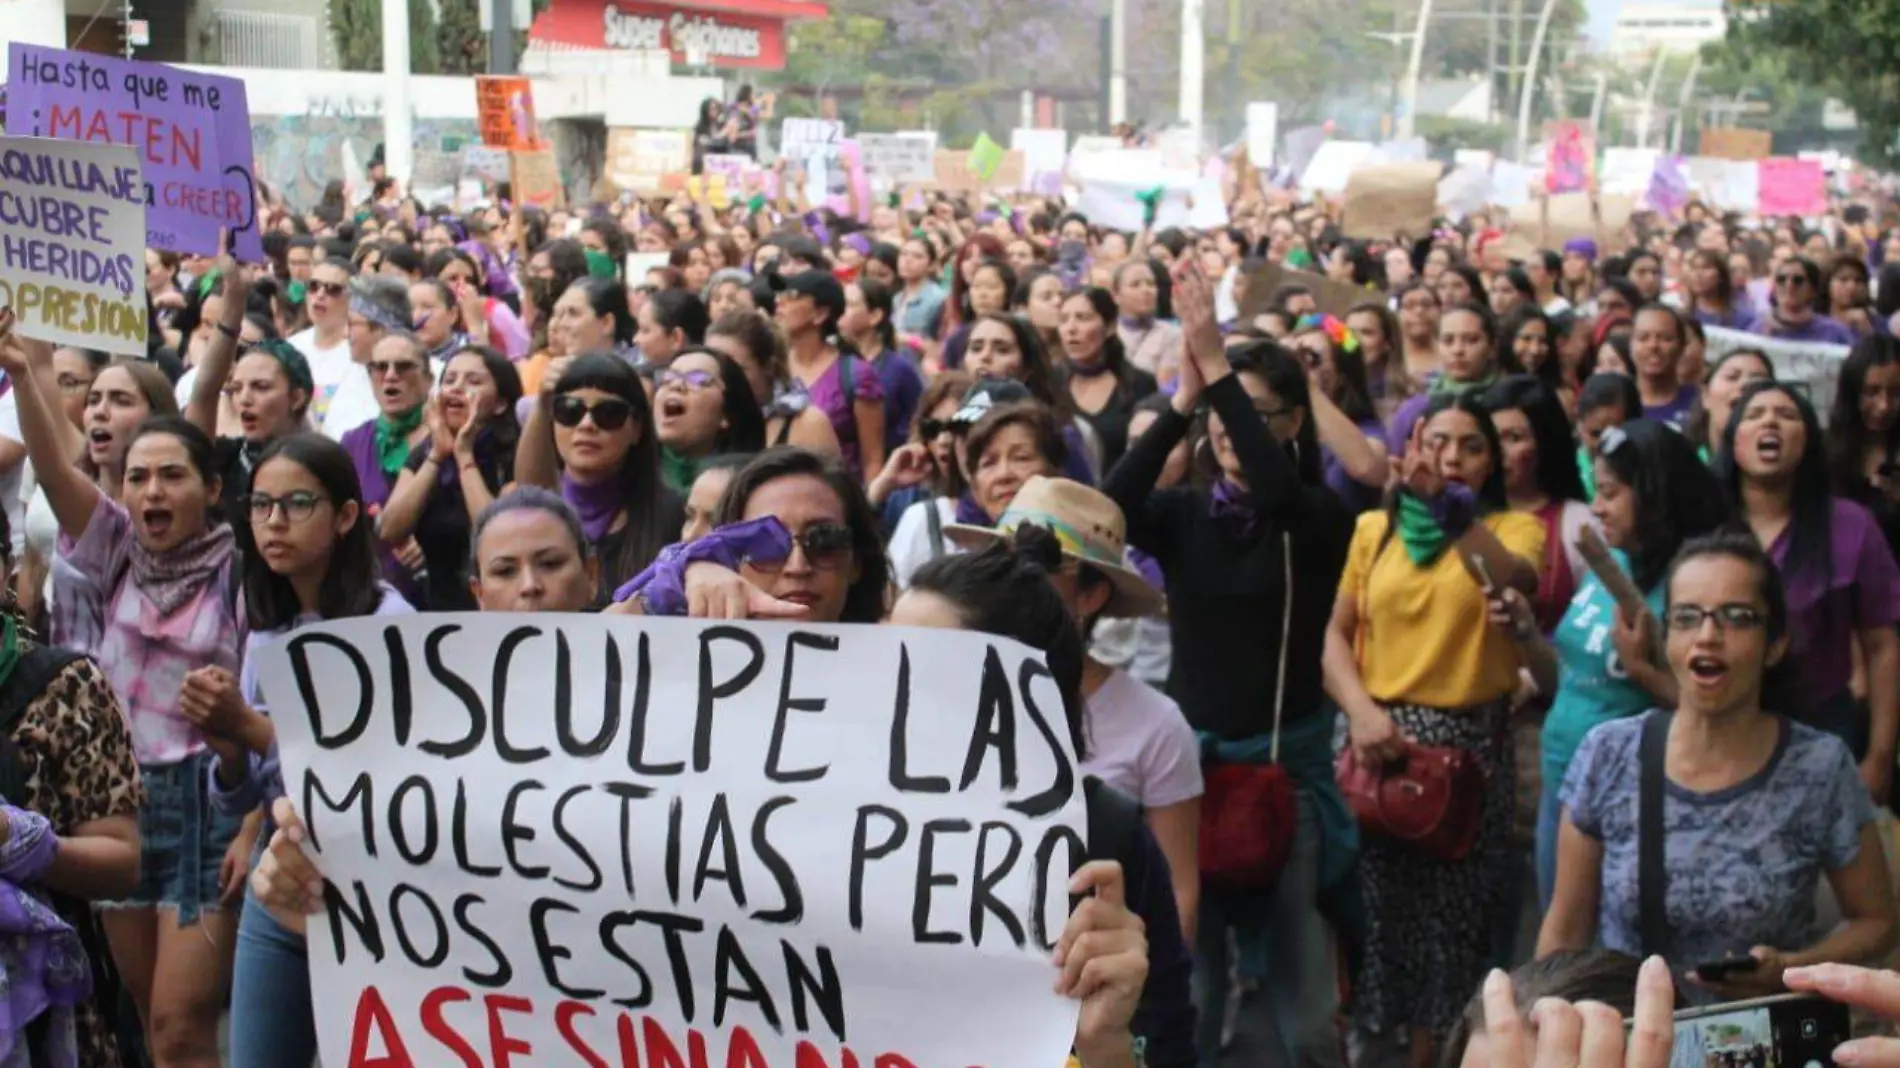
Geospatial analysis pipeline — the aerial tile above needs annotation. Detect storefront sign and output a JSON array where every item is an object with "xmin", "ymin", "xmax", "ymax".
[{"xmin": 529, "ymin": 0, "xmax": 795, "ymax": 69}]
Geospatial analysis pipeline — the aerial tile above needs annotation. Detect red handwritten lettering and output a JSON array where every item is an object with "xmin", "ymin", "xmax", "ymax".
[
  {"xmin": 45, "ymin": 105, "xmax": 203, "ymax": 169},
  {"xmin": 725, "ymin": 1027, "xmax": 770, "ymax": 1068},
  {"xmin": 485, "ymin": 994, "xmax": 536, "ymax": 1066},
  {"xmin": 419, "ymin": 986, "xmax": 482, "ymax": 1068},
  {"xmin": 347, "ymin": 986, "xmax": 415, "ymax": 1068},
  {"xmin": 556, "ymin": 1002, "xmax": 613, "ymax": 1068},
  {"xmin": 795, "ymin": 1042, "xmax": 861, "ymax": 1068}
]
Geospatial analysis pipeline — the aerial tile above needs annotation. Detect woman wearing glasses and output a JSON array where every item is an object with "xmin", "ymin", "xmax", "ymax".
[
  {"xmin": 1538, "ymin": 533, "xmax": 1896, "ymax": 1002},
  {"xmin": 1717, "ymin": 381, "xmax": 1900, "ymax": 804},
  {"xmin": 376, "ymin": 345, "xmax": 524, "ymax": 611},
  {"xmin": 1751, "ymin": 257, "xmax": 1857, "ymax": 345},
  {"xmin": 337, "ymin": 333, "xmax": 436, "ymax": 606},
  {"xmin": 2, "ymin": 314, "xmax": 248, "ymax": 1068},
  {"xmin": 652, "ymin": 346, "xmax": 766, "ymax": 494},
  {"xmin": 517, "ymin": 352, "xmax": 680, "ymax": 603},
  {"xmin": 194, "ymin": 433, "xmax": 412, "ymax": 1067}
]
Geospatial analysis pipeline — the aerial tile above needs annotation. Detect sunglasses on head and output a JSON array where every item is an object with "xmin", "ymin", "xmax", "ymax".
[
  {"xmin": 746, "ymin": 522, "xmax": 854, "ymax": 572},
  {"xmin": 551, "ymin": 394, "xmax": 635, "ymax": 431},
  {"xmin": 919, "ymin": 418, "xmax": 966, "ymax": 439},
  {"xmin": 310, "ymin": 280, "xmax": 348, "ymax": 299}
]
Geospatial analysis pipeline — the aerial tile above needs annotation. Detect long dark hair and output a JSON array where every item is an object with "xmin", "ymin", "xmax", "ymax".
[
  {"xmin": 907, "ymin": 525, "xmax": 1086, "ymax": 758},
  {"xmin": 1597, "ymin": 419, "xmax": 1733, "ymax": 591},
  {"xmin": 711, "ymin": 446, "xmax": 889, "ymax": 624},
  {"xmin": 1498, "ymin": 304, "xmax": 1561, "ymax": 394},
  {"xmin": 243, "ymin": 433, "xmax": 386, "ymax": 630},
  {"xmin": 1480, "ymin": 375, "xmax": 1586, "ymax": 504},
  {"xmin": 672, "ymin": 346, "xmax": 766, "ymax": 456},
  {"xmin": 853, "ymin": 278, "xmax": 899, "ymax": 355},
  {"xmin": 569, "ymin": 277, "xmax": 636, "ymax": 346},
  {"xmin": 1716, "ymin": 380, "xmax": 1833, "ymax": 586},
  {"xmin": 1828, "ymin": 334, "xmax": 1900, "ymax": 500},
  {"xmin": 553, "ymin": 353, "xmax": 673, "ymax": 583},
  {"xmin": 1379, "ymin": 393, "xmax": 1507, "ymax": 555},
  {"xmin": 445, "ymin": 344, "xmax": 524, "ymax": 465},
  {"xmin": 970, "ymin": 312, "xmax": 1061, "ymax": 411},
  {"xmin": 1057, "ymin": 287, "xmax": 1142, "ymax": 401}
]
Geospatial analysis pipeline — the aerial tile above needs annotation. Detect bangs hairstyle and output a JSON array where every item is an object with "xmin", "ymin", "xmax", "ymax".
[
  {"xmin": 243, "ymin": 433, "xmax": 386, "ymax": 630},
  {"xmin": 1479, "ymin": 375, "xmax": 1586, "ymax": 503},
  {"xmin": 552, "ymin": 352, "xmax": 674, "ymax": 585},
  {"xmin": 710, "ymin": 446, "xmax": 890, "ymax": 624},
  {"xmin": 1715, "ymin": 380, "xmax": 1833, "ymax": 587},
  {"xmin": 963, "ymin": 400, "xmax": 1068, "ymax": 481},
  {"xmin": 1596, "ymin": 419, "xmax": 1733, "ymax": 591},
  {"xmin": 906, "ymin": 525, "xmax": 1087, "ymax": 759}
]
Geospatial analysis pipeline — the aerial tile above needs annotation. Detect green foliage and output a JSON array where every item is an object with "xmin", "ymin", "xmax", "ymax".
[
  {"xmin": 1416, "ymin": 114, "xmax": 1513, "ymax": 152},
  {"xmin": 328, "ymin": 0, "xmax": 443, "ymax": 73},
  {"xmin": 1724, "ymin": 0, "xmax": 1900, "ymax": 165},
  {"xmin": 436, "ymin": 0, "xmax": 486, "ymax": 74}
]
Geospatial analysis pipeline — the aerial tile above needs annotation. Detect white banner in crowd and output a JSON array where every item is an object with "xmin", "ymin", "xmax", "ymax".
[
  {"xmin": 1704, "ymin": 325, "xmax": 1848, "ymax": 418},
  {"xmin": 779, "ymin": 118, "xmax": 845, "ymax": 164},
  {"xmin": 1600, "ymin": 147, "xmax": 1660, "ymax": 199},
  {"xmin": 0, "ymin": 136, "xmax": 148, "ymax": 356},
  {"xmin": 258, "ymin": 615, "xmax": 1087, "ymax": 1068},
  {"xmin": 857, "ymin": 132, "xmax": 936, "ymax": 185},
  {"xmin": 1300, "ymin": 141, "xmax": 1375, "ymax": 195},
  {"xmin": 1246, "ymin": 102, "xmax": 1278, "ymax": 168},
  {"xmin": 1012, "ymin": 128, "xmax": 1070, "ymax": 195},
  {"xmin": 1071, "ymin": 148, "xmax": 1204, "ymax": 231}
]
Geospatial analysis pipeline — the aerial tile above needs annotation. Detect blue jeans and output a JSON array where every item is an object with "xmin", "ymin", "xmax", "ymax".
[
  {"xmin": 227, "ymin": 891, "xmax": 315, "ymax": 1067},
  {"xmin": 1194, "ymin": 795, "xmax": 1342, "ymax": 1068},
  {"xmin": 1535, "ymin": 779, "xmax": 1563, "ymax": 913}
]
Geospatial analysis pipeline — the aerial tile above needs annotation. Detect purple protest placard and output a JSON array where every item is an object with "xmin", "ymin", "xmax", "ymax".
[{"xmin": 6, "ymin": 45, "xmax": 261, "ymax": 260}]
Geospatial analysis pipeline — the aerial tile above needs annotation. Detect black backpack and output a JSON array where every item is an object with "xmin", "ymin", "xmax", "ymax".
[{"xmin": 0, "ymin": 646, "xmax": 153, "ymax": 1068}]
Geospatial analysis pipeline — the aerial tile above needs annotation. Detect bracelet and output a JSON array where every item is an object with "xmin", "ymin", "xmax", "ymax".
[{"xmin": 459, "ymin": 461, "xmax": 480, "ymax": 473}]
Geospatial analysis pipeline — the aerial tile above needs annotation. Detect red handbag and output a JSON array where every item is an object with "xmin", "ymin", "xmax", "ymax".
[
  {"xmin": 1334, "ymin": 743, "xmax": 1486, "ymax": 862},
  {"xmin": 1198, "ymin": 532, "xmax": 1299, "ymax": 891}
]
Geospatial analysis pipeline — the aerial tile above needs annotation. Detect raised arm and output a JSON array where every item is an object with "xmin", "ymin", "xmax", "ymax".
[
  {"xmin": 515, "ymin": 357, "xmax": 570, "ymax": 491},
  {"xmin": 187, "ymin": 257, "xmax": 252, "ymax": 435},
  {"xmin": 0, "ymin": 311, "xmax": 101, "ymax": 541}
]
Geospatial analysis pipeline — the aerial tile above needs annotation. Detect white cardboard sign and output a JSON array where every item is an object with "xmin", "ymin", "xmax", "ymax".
[
  {"xmin": 259, "ymin": 615, "xmax": 1087, "ymax": 1068},
  {"xmin": 0, "ymin": 136, "xmax": 148, "ymax": 355}
]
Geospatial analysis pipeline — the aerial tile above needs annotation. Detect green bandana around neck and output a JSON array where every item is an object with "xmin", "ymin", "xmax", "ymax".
[
  {"xmin": 1577, "ymin": 445, "xmax": 1598, "ymax": 501},
  {"xmin": 1395, "ymin": 491, "xmax": 1452, "ymax": 566},
  {"xmin": 660, "ymin": 447, "xmax": 702, "ymax": 496},
  {"xmin": 1429, "ymin": 367, "xmax": 1500, "ymax": 398},
  {"xmin": 0, "ymin": 616, "xmax": 22, "ymax": 695},
  {"xmin": 373, "ymin": 406, "xmax": 426, "ymax": 478}
]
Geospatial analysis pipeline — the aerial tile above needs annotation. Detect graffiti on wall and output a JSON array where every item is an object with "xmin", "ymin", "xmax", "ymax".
[{"xmin": 252, "ymin": 111, "xmax": 478, "ymax": 210}]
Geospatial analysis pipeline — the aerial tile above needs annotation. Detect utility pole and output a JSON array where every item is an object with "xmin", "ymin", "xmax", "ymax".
[
  {"xmin": 1398, "ymin": 0, "xmax": 1433, "ymax": 139},
  {"xmin": 1109, "ymin": 0, "xmax": 1128, "ymax": 126},
  {"xmin": 1180, "ymin": 0, "xmax": 1205, "ymax": 136},
  {"xmin": 382, "ymin": 0, "xmax": 414, "ymax": 182},
  {"xmin": 1512, "ymin": 0, "xmax": 1559, "ymax": 160},
  {"xmin": 1486, "ymin": 0, "xmax": 1500, "ymax": 122},
  {"xmin": 488, "ymin": 0, "xmax": 515, "ymax": 73}
]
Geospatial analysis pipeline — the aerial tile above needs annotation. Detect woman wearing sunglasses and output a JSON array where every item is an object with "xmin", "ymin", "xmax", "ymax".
[
  {"xmin": 1539, "ymin": 533, "xmax": 1896, "ymax": 1003},
  {"xmin": 376, "ymin": 345, "xmax": 524, "ymax": 610},
  {"xmin": 337, "ymin": 332, "xmax": 435, "ymax": 606},
  {"xmin": 653, "ymin": 346, "xmax": 766, "ymax": 496},
  {"xmin": 197, "ymin": 433, "xmax": 413, "ymax": 1067},
  {"xmin": 1751, "ymin": 257, "xmax": 1857, "ymax": 345},
  {"xmin": 517, "ymin": 352, "xmax": 680, "ymax": 603},
  {"xmin": 869, "ymin": 371, "xmax": 973, "ymax": 540}
]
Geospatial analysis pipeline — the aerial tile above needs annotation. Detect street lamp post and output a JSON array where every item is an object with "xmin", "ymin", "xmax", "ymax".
[{"xmin": 1513, "ymin": 0, "xmax": 1560, "ymax": 161}]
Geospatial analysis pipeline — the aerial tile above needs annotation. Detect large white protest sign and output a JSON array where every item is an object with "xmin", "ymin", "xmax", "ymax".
[
  {"xmin": 259, "ymin": 615, "xmax": 1087, "ymax": 1068},
  {"xmin": 857, "ymin": 133, "xmax": 936, "ymax": 185},
  {"xmin": 0, "ymin": 137, "xmax": 147, "ymax": 356},
  {"xmin": 1704, "ymin": 324, "xmax": 1847, "ymax": 420},
  {"xmin": 1246, "ymin": 102, "xmax": 1278, "ymax": 168},
  {"xmin": 779, "ymin": 118, "xmax": 844, "ymax": 164}
]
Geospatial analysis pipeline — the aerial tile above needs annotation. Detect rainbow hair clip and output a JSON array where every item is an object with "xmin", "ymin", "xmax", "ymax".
[{"xmin": 1295, "ymin": 312, "xmax": 1360, "ymax": 355}]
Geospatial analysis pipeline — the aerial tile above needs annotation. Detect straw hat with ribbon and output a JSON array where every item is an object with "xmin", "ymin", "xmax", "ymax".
[{"xmin": 944, "ymin": 475, "xmax": 1165, "ymax": 619}]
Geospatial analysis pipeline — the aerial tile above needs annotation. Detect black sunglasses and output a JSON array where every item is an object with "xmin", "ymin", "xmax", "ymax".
[
  {"xmin": 551, "ymin": 394, "xmax": 635, "ymax": 431},
  {"xmin": 919, "ymin": 418, "xmax": 966, "ymax": 439},
  {"xmin": 309, "ymin": 280, "xmax": 348, "ymax": 299},
  {"xmin": 746, "ymin": 522, "xmax": 853, "ymax": 572}
]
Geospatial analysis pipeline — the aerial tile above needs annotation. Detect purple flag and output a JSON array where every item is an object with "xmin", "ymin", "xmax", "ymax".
[
  {"xmin": 1648, "ymin": 154, "xmax": 1690, "ymax": 218},
  {"xmin": 6, "ymin": 45, "xmax": 262, "ymax": 260}
]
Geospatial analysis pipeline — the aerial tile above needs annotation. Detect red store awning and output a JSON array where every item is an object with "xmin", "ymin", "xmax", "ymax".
[{"xmin": 527, "ymin": 0, "xmax": 829, "ymax": 70}]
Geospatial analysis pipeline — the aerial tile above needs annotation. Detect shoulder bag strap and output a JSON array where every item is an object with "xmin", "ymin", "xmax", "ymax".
[
  {"xmin": 1272, "ymin": 531, "xmax": 1292, "ymax": 763},
  {"xmin": 924, "ymin": 498, "xmax": 945, "ymax": 559},
  {"xmin": 1638, "ymin": 711, "xmax": 1671, "ymax": 958}
]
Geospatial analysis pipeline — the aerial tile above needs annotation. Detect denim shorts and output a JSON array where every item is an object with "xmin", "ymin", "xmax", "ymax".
[{"xmin": 108, "ymin": 755, "xmax": 245, "ymax": 926}]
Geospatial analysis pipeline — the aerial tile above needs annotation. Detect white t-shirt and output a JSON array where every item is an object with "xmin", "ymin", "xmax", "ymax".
[
  {"xmin": 321, "ymin": 367, "xmax": 379, "ymax": 440},
  {"xmin": 887, "ymin": 496, "xmax": 961, "ymax": 590},
  {"xmin": 1080, "ymin": 668, "xmax": 1202, "ymax": 809},
  {"xmin": 289, "ymin": 327, "xmax": 355, "ymax": 429},
  {"xmin": 0, "ymin": 389, "xmax": 28, "ymax": 558}
]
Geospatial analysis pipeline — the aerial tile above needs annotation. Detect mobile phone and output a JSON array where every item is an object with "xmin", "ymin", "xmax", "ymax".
[
  {"xmin": 1661, "ymin": 995, "xmax": 1849, "ymax": 1068},
  {"xmin": 1692, "ymin": 958, "xmax": 1761, "ymax": 981},
  {"xmin": 1468, "ymin": 553, "xmax": 1496, "ymax": 592}
]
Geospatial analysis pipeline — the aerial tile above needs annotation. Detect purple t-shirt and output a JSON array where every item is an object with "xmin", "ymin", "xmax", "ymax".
[
  {"xmin": 1690, "ymin": 301, "xmax": 1752, "ymax": 330},
  {"xmin": 800, "ymin": 354, "xmax": 886, "ymax": 480},
  {"xmin": 1748, "ymin": 313, "xmax": 1857, "ymax": 346},
  {"xmin": 1643, "ymin": 384, "xmax": 1699, "ymax": 428},
  {"xmin": 1770, "ymin": 498, "xmax": 1900, "ymax": 704},
  {"xmin": 341, "ymin": 420, "xmax": 426, "ymax": 606}
]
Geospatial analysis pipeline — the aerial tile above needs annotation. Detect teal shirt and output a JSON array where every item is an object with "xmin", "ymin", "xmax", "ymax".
[{"xmin": 1541, "ymin": 548, "xmax": 1666, "ymax": 783}]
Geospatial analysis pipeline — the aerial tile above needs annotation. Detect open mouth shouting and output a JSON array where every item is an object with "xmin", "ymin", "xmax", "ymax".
[{"xmin": 1686, "ymin": 653, "xmax": 1729, "ymax": 691}]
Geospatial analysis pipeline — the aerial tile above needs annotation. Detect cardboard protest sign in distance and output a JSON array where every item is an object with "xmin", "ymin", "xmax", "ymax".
[
  {"xmin": 933, "ymin": 148, "xmax": 1025, "ymax": 193},
  {"xmin": 1704, "ymin": 324, "xmax": 1847, "ymax": 420},
  {"xmin": 858, "ymin": 133, "xmax": 936, "ymax": 185},
  {"xmin": 604, "ymin": 127, "xmax": 691, "ymax": 195},
  {"xmin": 7, "ymin": 44, "xmax": 260, "ymax": 260},
  {"xmin": 1544, "ymin": 120, "xmax": 1595, "ymax": 194},
  {"xmin": 1342, "ymin": 161, "xmax": 1441, "ymax": 240},
  {"xmin": 0, "ymin": 137, "xmax": 147, "ymax": 355},
  {"xmin": 476, "ymin": 76, "xmax": 540, "ymax": 151},
  {"xmin": 509, "ymin": 147, "xmax": 562, "ymax": 209},
  {"xmin": 1698, "ymin": 126, "xmax": 1772, "ymax": 162},
  {"xmin": 779, "ymin": 117, "xmax": 843, "ymax": 163},
  {"xmin": 1757, "ymin": 157, "xmax": 1826, "ymax": 217},
  {"xmin": 257, "ymin": 615, "xmax": 1087, "ymax": 1068},
  {"xmin": 1237, "ymin": 261, "xmax": 1368, "ymax": 321}
]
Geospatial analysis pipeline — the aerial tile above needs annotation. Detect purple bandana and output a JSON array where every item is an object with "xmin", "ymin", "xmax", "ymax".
[
  {"xmin": 955, "ymin": 492, "xmax": 990, "ymax": 526},
  {"xmin": 561, "ymin": 473, "xmax": 626, "ymax": 543},
  {"xmin": 1209, "ymin": 478, "xmax": 1258, "ymax": 536}
]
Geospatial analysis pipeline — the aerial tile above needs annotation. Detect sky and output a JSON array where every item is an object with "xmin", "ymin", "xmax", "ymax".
[{"xmin": 1584, "ymin": 0, "xmax": 1722, "ymax": 46}]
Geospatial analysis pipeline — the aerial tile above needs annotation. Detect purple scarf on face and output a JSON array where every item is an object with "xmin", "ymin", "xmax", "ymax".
[
  {"xmin": 955, "ymin": 492, "xmax": 990, "ymax": 526},
  {"xmin": 562, "ymin": 473, "xmax": 626, "ymax": 543},
  {"xmin": 1209, "ymin": 478, "xmax": 1258, "ymax": 536}
]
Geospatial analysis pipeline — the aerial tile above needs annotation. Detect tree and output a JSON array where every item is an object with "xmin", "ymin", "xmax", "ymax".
[
  {"xmin": 1724, "ymin": 0, "xmax": 1900, "ymax": 166},
  {"xmin": 436, "ymin": 0, "xmax": 486, "ymax": 74},
  {"xmin": 328, "ymin": 0, "xmax": 444, "ymax": 73}
]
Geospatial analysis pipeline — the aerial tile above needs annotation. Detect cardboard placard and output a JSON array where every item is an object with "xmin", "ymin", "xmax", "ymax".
[
  {"xmin": 1502, "ymin": 192, "xmax": 1636, "ymax": 259},
  {"xmin": 1757, "ymin": 156, "xmax": 1826, "ymax": 217},
  {"xmin": 1704, "ymin": 324, "xmax": 1846, "ymax": 420},
  {"xmin": 258, "ymin": 616, "xmax": 1087, "ymax": 1068},
  {"xmin": 1545, "ymin": 120, "xmax": 1596, "ymax": 194},
  {"xmin": 0, "ymin": 136, "xmax": 148, "ymax": 355},
  {"xmin": 604, "ymin": 127, "xmax": 691, "ymax": 195},
  {"xmin": 779, "ymin": 117, "xmax": 843, "ymax": 163},
  {"xmin": 509, "ymin": 147, "xmax": 562, "ymax": 209},
  {"xmin": 932, "ymin": 149, "xmax": 1025, "ymax": 193},
  {"xmin": 1246, "ymin": 102, "xmax": 1278, "ymax": 168},
  {"xmin": 857, "ymin": 133, "xmax": 935, "ymax": 185},
  {"xmin": 476, "ymin": 75, "xmax": 539, "ymax": 151},
  {"xmin": 1237, "ymin": 260, "xmax": 1370, "ymax": 322},
  {"xmin": 1698, "ymin": 126, "xmax": 1772, "ymax": 162},
  {"xmin": 6, "ymin": 44, "xmax": 260, "ymax": 259},
  {"xmin": 1341, "ymin": 161, "xmax": 1442, "ymax": 240},
  {"xmin": 463, "ymin": 145, "xmax": 511, "ymax": 182}
]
